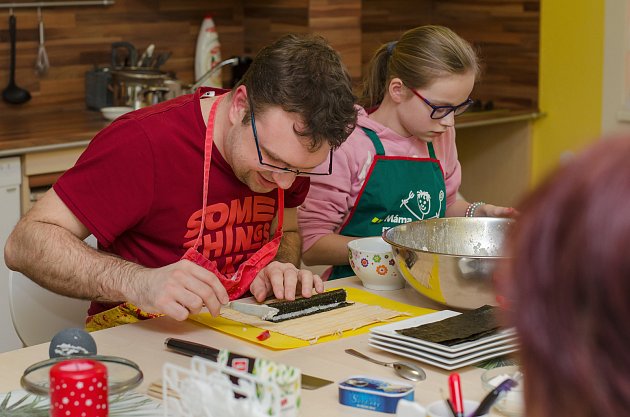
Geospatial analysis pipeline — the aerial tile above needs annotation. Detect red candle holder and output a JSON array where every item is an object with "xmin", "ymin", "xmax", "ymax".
[{"xmin": 49, "ymin": 358, "xmax": 108, "ymax": 417}]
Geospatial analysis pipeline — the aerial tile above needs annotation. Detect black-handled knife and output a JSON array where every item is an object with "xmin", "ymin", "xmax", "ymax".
[
  {"xmin": 165, "ymin": 337, "xmax": 220, "ymax": 362},
  {"xmin": 164, "ymin": 338, "xmax": 333, "ymax": 390}
]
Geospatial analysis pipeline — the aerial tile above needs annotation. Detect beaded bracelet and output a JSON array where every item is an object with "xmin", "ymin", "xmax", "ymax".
[{"xmin": 465, "ymin": 201, "xmax": 485, "ymax": 217}]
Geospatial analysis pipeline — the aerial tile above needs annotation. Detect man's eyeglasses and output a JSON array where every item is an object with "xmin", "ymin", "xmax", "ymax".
[
  {"xmin": 407, "ymin": 86, "xmax": 473, "ymax": 119},
  {"xmin": 250, "ymin": 106, "xmax": 333, "ymax": 176}
]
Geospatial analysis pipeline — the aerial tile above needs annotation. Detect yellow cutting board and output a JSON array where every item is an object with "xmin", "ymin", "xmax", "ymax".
[{"xmin": 188, "ymin": 287, "xmax": 435, "ymax": 350}]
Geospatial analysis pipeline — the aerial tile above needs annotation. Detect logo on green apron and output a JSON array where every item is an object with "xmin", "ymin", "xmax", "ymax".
[{"xmin": 400, "ymin": 189, "xmax": 444, "ymax": 221}]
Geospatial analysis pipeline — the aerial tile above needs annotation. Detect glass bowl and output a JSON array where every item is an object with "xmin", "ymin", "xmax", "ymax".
[{"xmin": 480, "ymin": 365, "xmax": 524, "ymax": 417}]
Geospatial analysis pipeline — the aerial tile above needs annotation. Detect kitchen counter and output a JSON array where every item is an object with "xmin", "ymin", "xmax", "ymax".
[
  {"xmin": 0, "ymin": 105, "xmax": 539, "ymax": 157},
  {"xmin": 457, "ymin": 109, "xmax": 542, "ymax": 129},
  {"xmin": 0, "ymin": 105, "xmax": 109, "ymax": 157}
]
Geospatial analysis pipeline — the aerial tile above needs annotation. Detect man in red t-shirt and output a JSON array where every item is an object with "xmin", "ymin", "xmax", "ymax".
[{"xmin": 5, "ymin": 34, "xmax": 357, "ymax": 329}]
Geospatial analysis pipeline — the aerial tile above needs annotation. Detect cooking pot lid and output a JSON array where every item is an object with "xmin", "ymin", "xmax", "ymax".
[{"xmin": 111, "ymin": 68, "xmax": 171, "ymax": 80}]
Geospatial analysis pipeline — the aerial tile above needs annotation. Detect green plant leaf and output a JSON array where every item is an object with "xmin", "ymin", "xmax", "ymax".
[{"xmin": 0, "ymin": 391, "xmax": 161, "ymax": 417}]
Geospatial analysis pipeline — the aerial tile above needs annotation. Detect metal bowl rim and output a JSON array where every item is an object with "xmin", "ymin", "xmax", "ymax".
[{"xmin": 381, "ymin": 218, "xmax": 513, "ymax": 259}]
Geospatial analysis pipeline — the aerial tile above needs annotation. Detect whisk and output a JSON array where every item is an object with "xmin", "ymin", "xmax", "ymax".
[{"xmin": 35, "ymin": 7, "xmax": 50, "ymax": 75}]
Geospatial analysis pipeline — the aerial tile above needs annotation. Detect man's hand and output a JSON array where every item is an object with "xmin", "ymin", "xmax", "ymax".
[
  {"xmin": 249, "ymin": 261, "xmax": 325, "ymax": 302},
  {"xmin": 128, "ymin": 259, "xmax": 229, "ymax": 321}
]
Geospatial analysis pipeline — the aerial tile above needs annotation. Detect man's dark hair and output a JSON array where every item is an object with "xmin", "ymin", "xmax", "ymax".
[{"xmin": 237, "ymin": 34, "xmax": 357, "ymax": 150}]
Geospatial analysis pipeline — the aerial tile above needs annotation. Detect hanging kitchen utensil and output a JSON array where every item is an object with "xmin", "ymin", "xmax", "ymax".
[
  {"xmin": 35, "ymin": 7, "xmax": 50, "ymax": 76},
  {"xmin": 138, "ymin": 43, "xmax": 154, "ymax": 67},
  {"xmin": 153, "ymin": 51, "xmax": 172, "ymax": 69},
  {"xmin": 2, "ymin": 10, "xmax": 31, "ymax": 104}
]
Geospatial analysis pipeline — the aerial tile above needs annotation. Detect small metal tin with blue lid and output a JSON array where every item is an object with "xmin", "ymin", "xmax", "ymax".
[{"xmin": 338, "ymin": 375, "xmax": 414, "ymax": 413}]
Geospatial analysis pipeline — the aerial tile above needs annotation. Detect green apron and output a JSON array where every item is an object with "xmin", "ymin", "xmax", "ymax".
[{"xmin": 330, "ymin": 127, "xmax": 447, "ymax": 279}]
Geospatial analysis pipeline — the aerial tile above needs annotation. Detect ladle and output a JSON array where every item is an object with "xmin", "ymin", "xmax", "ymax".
[
  {"xmin": 2, "ymin": 11, "xmax": 31, "ymax": 104},
  {"xmin": 345, "ymin": 348, "xmax": 426, "ymax": 382}
]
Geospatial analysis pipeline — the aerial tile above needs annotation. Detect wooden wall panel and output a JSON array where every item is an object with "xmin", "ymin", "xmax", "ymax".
[
  {"xmin": 0, "ymin": 0, "xmax": 244, "ymax": 111},
  {"xmin": 362, "ymin": 0, "xmax": 540, "ymax": 110},
  {"xmin": 241, "ymin": 0, "xmax": 361, "ymax": 82},
  {"xmin": 0, "ymin": 0, "xmax": 539, "ymax": 114},
  {"xmin": 361, "ymin": 0, "xmax": 432, "ymax": 95},
  {"xmin": 309, "ymin": 0, "xmax": 362, "ymax": 81},
  {"xmin": 432, "ymin": 1, "xmax": 539, "ymax": 110},
  {"xmin": 243, "ymin": 0, "xmax": 309, "ymax": 56}
]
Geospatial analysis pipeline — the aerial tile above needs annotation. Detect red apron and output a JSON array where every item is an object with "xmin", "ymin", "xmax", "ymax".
[
  {"xmin": 86, "ymin": 94, "xmax": 284, "ymax": 331},
  {"xmin": 181, "ymin": 94, "xmax": 285, "ymax": 300}
]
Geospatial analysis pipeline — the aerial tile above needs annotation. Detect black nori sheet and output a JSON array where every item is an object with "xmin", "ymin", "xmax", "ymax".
[
  {"xmin": 395, "ymin": 305, "xmax": 499, "ymax": 346},
  {"xmin": 265, "ymin": 288, "xmax": 352, "ymax": 323}
]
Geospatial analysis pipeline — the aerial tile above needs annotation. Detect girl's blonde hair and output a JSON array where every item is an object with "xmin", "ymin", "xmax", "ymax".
[{"xmin": 361, "ymin": 25, "xmax": 480, "ymax": 108}]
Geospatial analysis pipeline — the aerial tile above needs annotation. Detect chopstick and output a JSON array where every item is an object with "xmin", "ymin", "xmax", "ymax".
[
  {"xmin": 146, "ymin": 380, "xmax": 179, "ymax": 401},
  {"xmin": 440, "ymin": 388, "xmax": 457, "ymax": 417}
]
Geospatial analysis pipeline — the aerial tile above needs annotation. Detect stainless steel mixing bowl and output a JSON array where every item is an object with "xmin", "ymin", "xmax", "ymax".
[{"xmin": 382, "ymin": 217, "xmax": 513, "ymax": 309}]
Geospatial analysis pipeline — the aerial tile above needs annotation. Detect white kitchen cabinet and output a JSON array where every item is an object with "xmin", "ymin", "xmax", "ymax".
[
  {"xmin": 21, "ymin": 146, "xmax": 86, "ymax": 215},
  {"xmin": 0, "ymin": 157, "xmax": 24, "ymax": 352}
]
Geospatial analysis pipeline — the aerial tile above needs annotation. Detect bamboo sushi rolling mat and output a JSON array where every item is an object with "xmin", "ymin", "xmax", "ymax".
[{"xmin": 188, "ymin": 287, "xmax": 436, "ymax": 349}]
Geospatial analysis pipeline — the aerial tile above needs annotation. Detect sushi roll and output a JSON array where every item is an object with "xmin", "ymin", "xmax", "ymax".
[{"xmin": 265, "ymin": 288, "xmax": 352, "ymax": 322}]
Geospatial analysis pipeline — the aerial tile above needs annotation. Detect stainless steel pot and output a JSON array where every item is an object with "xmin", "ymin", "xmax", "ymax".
[{"xmin": 110, "ymin": 69, "xmax": 172, "ymax": 109}]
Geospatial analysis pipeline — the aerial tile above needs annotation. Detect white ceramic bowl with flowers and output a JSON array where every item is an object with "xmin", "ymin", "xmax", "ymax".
[{"xmin": 347, "ymin": 237, "xmax": 405, "ymax": 290}]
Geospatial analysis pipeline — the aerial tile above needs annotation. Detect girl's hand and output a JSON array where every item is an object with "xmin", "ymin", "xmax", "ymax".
[{"xmin": 477, "ymin": 204, "xmax": 519, "ymax": 218}]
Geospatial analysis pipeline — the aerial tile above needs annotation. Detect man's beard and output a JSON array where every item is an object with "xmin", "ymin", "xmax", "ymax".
[{"xmin": 239, "ymin": 169, "xmax": 276, "ymax": 194}]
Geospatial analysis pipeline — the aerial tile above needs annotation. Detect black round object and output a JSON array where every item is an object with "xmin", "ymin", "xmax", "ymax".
[{"xmin": 49, "ymin": 328, "xmax": 97, "ymax": 358}]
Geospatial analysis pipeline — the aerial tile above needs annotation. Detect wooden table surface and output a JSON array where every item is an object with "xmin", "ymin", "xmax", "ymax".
[{"xmin": 0, "ymin": 277, "xmax": 509, "ymax": 416}]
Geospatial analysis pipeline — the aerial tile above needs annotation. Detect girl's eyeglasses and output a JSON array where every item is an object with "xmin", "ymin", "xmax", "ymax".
[{"xmin": 406, "ymin": 86, "xmax": 473, "ymax": 119}]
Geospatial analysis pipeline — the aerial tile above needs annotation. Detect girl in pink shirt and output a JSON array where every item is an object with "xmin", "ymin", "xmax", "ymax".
[{"xmin": 299, "ymin": 25, "xmax": 515, "ymax": 279}]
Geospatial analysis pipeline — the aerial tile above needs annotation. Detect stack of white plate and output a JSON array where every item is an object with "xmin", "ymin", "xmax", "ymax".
[{"xmin": 368, "ymin": 310, "xmax": 518, "ymax": 371}]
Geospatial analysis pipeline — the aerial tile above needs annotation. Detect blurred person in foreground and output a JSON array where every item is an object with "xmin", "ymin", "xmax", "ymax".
[
  {"xmin": 501, "ymin": 135, "xmax": 630, "ymax": 417},
  {"xmin": 4, "ymin": 34, "xmax": 357, "ymax": 330}
]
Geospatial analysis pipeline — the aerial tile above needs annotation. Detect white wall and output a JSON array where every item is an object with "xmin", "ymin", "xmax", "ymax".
[{"xmin": 602, "ymin": 0, "xmax": 630, "ymax": 134}]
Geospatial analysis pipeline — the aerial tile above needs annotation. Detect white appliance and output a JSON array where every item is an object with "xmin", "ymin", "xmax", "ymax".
[{"xmin": 0, "ymin": 156, "xmax": 23, "ymax": 352}]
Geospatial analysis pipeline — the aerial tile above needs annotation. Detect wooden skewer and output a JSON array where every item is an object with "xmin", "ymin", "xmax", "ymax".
[{"xmin": 146, "ymin": 380, "xmax": 180, "ymax": 400}]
